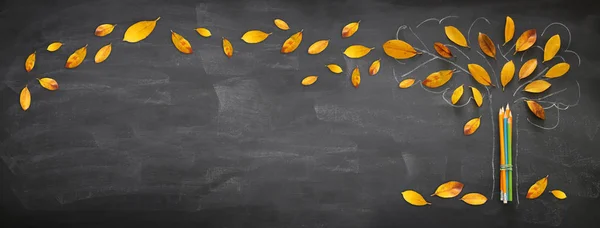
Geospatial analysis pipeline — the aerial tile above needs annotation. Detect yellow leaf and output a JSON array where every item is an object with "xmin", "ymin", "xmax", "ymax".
[
  {"xmin": 504, "ymin": 16, "xmax": 515, "ymax": 45},
  {"xmin": 351, "ymin": 66, "xmax": 360, "ymax": 88},
  {"xmin": 281, "ymin": 30, "xmax": 303, "ymax": 54},
  {"xmin": 451, "ymin": 85, "xmax": 464, "ymax": 104},
  {"xmin": 382, "ymin": 40, "xmax": 419, "ymax": 59},
  {"xmin": 519, "ymin": 58, "xmax": 538, "ymax": 80},
  {"xmin": 524, "ymin": 80, "xmax": 551, "ymax": 93},
  {"xmin": 526, "ymin": 175, "xmax": 549, "ymax": 199},
  {"xmin": 123, "ymin": 17, "xmax": 160, "ymax": 43},
  {"xmin": 515, "ymin": 29, "xmax": 537, "ymax": 54},
  {"xmin": 460, "ymin": 193, "xmax": 488, "ymax": 206},
  {"xmin": 241, "ymin": 30, "xmax": 272, "ymax": 44},
  {"xmin": 464, "ymin": 117, "xmax": 481, "ymax": 136},
  {"xmin": 25, "ymin": 52, "xmax": 35, "ymax": 72},
  {"xmin": 478, "ymin": 32, "xmax": 496, "ymax": 58},
  {"xmin": 37, "ymin": 78, "xmax": 59, "ymax": 91},
  {"xmin": 195, "ymin": 27, "xmax": 212, "ymax": 37},
  {"xmin": 95, "ymin": 24, "xmax": 116, "ymax": 37},
  {"xmin": 20, "ymin": 86, "xmax": 31, "ymax": 111},
  {"xmin": 401, "ymin": 190, "xmax": 431, "ymax": 206},
  {"xmin": 307, "ymin": 40, "xmax": 329, "ymax": 55},
  {"xmin": 369, "ymin": 59, "xmax": 381, "ymax": 76},
  {"xmin": 543, "ymin": 34, "xmax": 561, "ymax": 62},
  {"xmin": 341, "ymin": 21, "xmax": 360, "ymax": 38},
  {"xmin": 326, "ymin": 64, "xmax": 343, "ymax": 74},
  {"xmin": 467, "ymin": 64, "xmax": 494, "ymax": 86},
  {"xmin": 422, "ymin": 69, "xmax": 454, "ymax": 88},
  {"xmin": 301, "ymin": 76, "xmax": 318, "ymax": 86},
  {"xmin": 47, "ymin": 42, "xmax": 63, "ymax": 52},
  {"xmin": 431, "ymin": 181, "xmax": 464, "ymax": 198},
  {"xmin": 94, "ymin": 43, "xmax": 112, "ymax": 63},
  {"xmin": 444, "ymin": 26, "xmax": 469, "ymax": 48},
  {"xmin": 399, "ymin": 78, "xmax": 415, "ymax": 88},
  {"xmin": 501, "ymin": 60, "xmax": 515, "ymax": 90},
  {"xmin": 171, "ymin": 30, "xmax": 193, "ymax": 54},
  {"xmin": 434, "ymin": 42, "xmax": 452, "ymax": 58},
  {"xmin": 65, "ymin": 45, "xmax": 88, "ymax": 69},
  {"xmin": 525, "ymin": 100, "xmax": 545, "ymax": 120},
  {"xmin": 470, "ymin": 86, "xmax": 483, "ymax": 107},
  {"xmin": 545, "ymin": 62, "xmax": 570, "ymax": 78},
  {"xmin": 274, "ymin": 19, "xmax": 289, "ymax": 31},
  {"xmin": 222, "ymin": 37, "xmax": 233, "ymax": 58},
  {"xmin": 550, "ymin": 190, "xmax": 566, "ymax": 200},
  {"xmin": 343, "ymin": 44, "xmax": 373, "ymax": 59}
]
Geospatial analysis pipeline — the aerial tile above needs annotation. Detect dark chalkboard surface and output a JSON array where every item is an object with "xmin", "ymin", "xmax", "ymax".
[{"xmin": 1, "ymin": 0, "xmax": 600, "ymax": 227}]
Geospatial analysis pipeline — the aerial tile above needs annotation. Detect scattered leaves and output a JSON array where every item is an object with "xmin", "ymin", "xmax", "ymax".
[
  {"xmin": 451, "ymin": 85, "xmax": 464, "ymax": 104},
  {"xmin": 526, "ymin": 175, "xmax": 549, "ymax": 199},
  {"xmin": 504, "ymin": 16, "xmax": 515, "ymax": 45},
  {"xmin": 307, "ymin": 40, "xmax": 329, "ymax": 54},
  {"xmin": 467, "ymin": 64, "xmax": 494, "ymax": 86},
  {"xmin": 25, "ymin": 52, "xmax": 35, "ymax": 72},
  {"xmin": 94, "ymin": 43, "xmax": 112, "ymax": 63},
  {"xmin": 342, "ymin": 21, "xmax": 360, "ymax": 38},
  {"xmin": 431, "ymin": 181, "xmax": 464, "ymax": 198},
  {"xmin": 422, "ymin": 69, "xmax": 454, "ymax": 88},
  {"xmin": 281, "ymin": 30, "xmax": 303, "ymax": 54},
  {"xmin": 478, "ymin": 32, "xmax": 496, "ymax": 58},
  {"xmin": 515, "ymin": 29, "xmax": 537, "ymax": 54},
  {"xmin": 434, "ymin": 42, "xmax": 452, "ymax": 58},
  {"xmin": 471, "ymin": 86, "xmax": 483, "ymax": 107},
  {"xmin": 524, "ymin": 80, "xmax": 551, "ymax": 93},
  {"xmin": 401, "ymin": 190, "xmax": 431, "ymax": 206},
  {"xmin": 464, "ymin": 117, "xmax": 481, "ymax": 135},
  {"xmin": 351, "ymin": 66, "xmax": 360, "ymax": 88},
  {"xmin": 326, "ymin": 64, "xmax": 343, "ymax": 74},
  {"xmin": 543, "ymin": 34, "xmax": 561, "ymax": 62},
  {"xmin": 369, "ymin": 59, "xmax": 381, "ymax": 76},
  {"xmin": 550, "ymin": 190, "xmax": 566, "ymax": 200},
  {"xmin": 65, "ymin": 45, "xmax": 88, "ymax": 69},
  {"xmin": 399, "ymin": 78, "xmax": 415, "ymax": 88},
  {"xmin": 20, "ymin": 86, "xmax": 31, "ymax": 111},
  {"xmin": 526, "ymin": 100, "xmax": 545, "ymax": 119},
  {"xmin": 344, "ymin": 44, "xmax": 374, "ymax": 58},
  {"xmin": 302, "ymin": 76, "xmax": 318, "ymax": 86},
  {"xmin": 274, "ymin": 19, "xmax": 289, "ymax": 31},
  {"xmin": 171, "ymin": 30, "xmax": 193, "ymax": 54},
  {"xmin": 195, "ymin": 28, "xmax": 212, "ymax": 37},
  {"xmin": 545, "ymin": 62, "xmax": 570, "ymax": 78},
  {"xmin": 123, "ymin": 17, "xmax": 160, "ymax": 43},
  {"xmin": 37, "ymin": 78, "xmax": 58, "ymax": 91},
  {"xmin": 241, "ymin": 30, "xmax": 272, "ymax": 44},
  {"xmin": 47, "ymin": 42, "xmax": 63, "ymax": 52},
  {"xmin": 519, "ymin": 59, "xmax": 538, "ymax": 80},
  {"xmin": 222, "ymin": 37, "xmax": 233, "ymax": 58},
  {"xmin": 501, "ymin": 60, "xmax": 515, "ymax": 90},
  {"xmin": 382, "ymin": 40, "xmax": 419, "ymax": 59},
  {"xmin": 460, "ymin": 193, "xmax": 488, "ymax": 206},
  {"xmin": 95, "ymin": 24, "xmax": 116, "ymax": 37},
  {"xmin": 444, "ymin": 26, "xmax": 469, "ymax": 48}
]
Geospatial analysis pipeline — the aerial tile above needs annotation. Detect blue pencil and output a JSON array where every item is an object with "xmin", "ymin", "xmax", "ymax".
[{"xmin": 503, "ymin": 104, "xmax": 509, "ymax": 204}]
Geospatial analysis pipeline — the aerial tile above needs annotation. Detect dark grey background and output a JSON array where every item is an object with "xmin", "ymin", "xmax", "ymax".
[{"xmin": 1, "ymin": 0, "xmax": 599, "ymax": 227}]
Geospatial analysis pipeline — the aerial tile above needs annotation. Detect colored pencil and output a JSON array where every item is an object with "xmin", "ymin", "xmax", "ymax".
[
  {"xmin": 499, "ymin": 107, "xmax": 505, "ymax": 202},
  {"xmin": 508, "ymin": 108, "xmax": 513, "ymax": 201},
  {"xmin": 503, "ymin": 105, "xmax": 509, "ymax": 204}
]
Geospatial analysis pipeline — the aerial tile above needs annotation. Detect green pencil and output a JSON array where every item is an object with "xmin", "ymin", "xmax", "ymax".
[{"xmin": 508, "ymin": 108, "xmax": 513, "ymax": 201}]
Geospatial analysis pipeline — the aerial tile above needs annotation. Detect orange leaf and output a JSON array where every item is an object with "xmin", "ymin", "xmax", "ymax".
[
  {"xmin": 65, "ymin": 45, "xmax": 88, "ymax": 69},
  {"xmin": 550, "ymin": 190, "xmax": 567, "ymax": 199},
  {"xmin": 464, "ymin": 117, "xmax": 481, "ymax": 135},
  {"xmin": 47, "ymin": 42, "xmax": 63, "ymax": 52},
  {"xmin": 526, "ymin": 175, "xmax": 549, "ymax": 199},
  {"xmin": 504, "ymin": 16, "xmax": 515, "ymax": 45},
  {"xmin": 460, "ymin": 193, "xmax": 488, "ymax": 206},
  {"xmin": 524, "ymin": 80, "xmax": 551, "ymax": 93},
  {"xmin": 382, "ymin": 40, "xmax": 419, "ymax": 59},
  {"xmin": 195, "ymin": 28, "xmax": 212, "ymax": 37},
  {"xmin": 545, "ymin": 62, "xmax": 570, "ymax": 78},
  {"xmin": 274, "ymin": 19, "xmax": 290, "ymax": 31},
  {"xmin": 525, "ymin": 100, "xmax": 545, "ymax": 119},
  {"xmin": 500, "ymin": 60, "xmax": 515, "ymax": 90},
  {"xmin": 519, "ymin": 59, "xmax": 537, "ymax": 80},
  {"xmin": 301, "ymin": 76, "xmax": 318, "ymax": 86},
  {"xmin": 222, "ymin": 37, "xmax": 233, "ymax": 58},
  {"xmin": 281, "ymin": 30, "xmax": 303, "ymax": 54},
  {"xmin": 478, "ymin": 32, "xmax": 496, "ymax": 58},
  {"xmin": 401, "ymin": 190, "xmax": 431, "ymax": 206},
  {"xmin": 470, "ymin": 86, "xmax": 483, "ymax": 107},
  {"xmin": 467, "ymin": 64, "xmax": 494, "ymax": 86},
  {"xmin": 369, "ymin": 59, "xmax": 381, "ymax": 76},
  {"xmin": 123, "ymin": 17, "xmax": 160, "ymax": 43},
  {"xmin": 444, "ymin": 26, "xmax": 469, "ymax": 48},
  {"xmin": 341, "ymin": 21, "xmax": 360, "ymax": 38},
  {"xmin": 451, "ymin": 85, "xmax": 464, "ymax": 104},
  {"xmin": 351, "ymin": 66, "xmax": 360, "ymax": 88},
  {"xmin": 307, "ymin": 40, "xmax": 329, "ymax": 55},
  {"xmin": 343, "ymin": 45, "xmax": 374, "ymax": 58},
  {"xmin": 326, "ymin": 64, "xmax": 343, "ymax": 74},
  {"xmin": 433, "ymin": 42, "xmax": 452, "ymax": 58},
  {"xmin": 95, "ymin": 24, "xmax": 116, "ymax": 37},
  {"xmin": 399, "ymin": 78, "xmax": 415, "ymax": 88},
  {"xmin": 543, "ymin": 34, "xmax": 561, "ymax": 62},
  {"xmin": 431, "ymin": 181, "xmax": 464, "ymax": 198},
  {"xmin": 515, "ymin": 29, "xmax": 537, "ymax": 54},
  {"xmin": 241, "ymin": 30, "xmax": 272, "ymax": 44},
  {"xmin": 422, "ymin": 69, "xmax": 454, "ymax": 88},
  {"xmin": 20, "ymin": 85, "xmax": 31, "ymax": 111},
  {"xmin": 37, "ymin": 78, "xmax": 59, "ymax": 91},
  {"xmin": 94, "ymin": 43, "xmax": 112, "ymax": 63},
  {"xmin": 25, "ymin": 52, "xmax": 35, "ymax": 72},
  {"xmin": 171, "ymin": 30, "xmax": 193, "ymax": 54}
]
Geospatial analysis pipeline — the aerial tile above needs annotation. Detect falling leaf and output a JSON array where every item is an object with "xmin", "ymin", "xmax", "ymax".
[
  {"xmin": 550, "ymin": 190, "xmax": 566, "ymax": 200},
  {"xmin": 515, "ymin": 29, "xmax": 537, "ymax": 54},
  {"xmin": 501, "ymin": 60, "xmax": 515, "ymax": 90},
  {"xmin": 525, "ymin": 100, "xmax": 545, "ymax": 120},
  {"xmin": 504, "ymin": 16, "xmax": 515, "ymax": 45},
  {"xmin": 281, "ymin": 30, "xmax": 303, "ymax": 54},
  {"xmin": 431, "ymin": 181, "xmax": 464, "ymax": 198},
  {"xmin": 524, "ymin": 80, "xmax": 551, "ymax": 93},
  {"xmin": 526, "ymin": 175, "xmax": 549, "ymax": 199},
  {"xmin": 25, "ymin": 52, "xmax": 35, "ymax": 72},
  {"xmin": 369, "ymin": 59, "xmax": 381, "ymax": 76},
  {"xmin": 37, "ymin": 78, "xmax": 58, "ymax": 91},
  {"xmin": 382, "ymin": 40, "xmax": 419, "ymax": 59},
  {"xmin": 20, "ymin": 86, "xmax": 31, "ymax": 111},
  {"xmin": 47, "ymin": 42, "xmax": 63, "ymax": 52},
  {"xmin": 399, "ymin": 78, "xmax": 415, "ymax": 88},
  {"xmin": 241, "ymin": 30, "xmax": 272, "ymax": 44},
  {"xmin": 222, "ymin": 37, "xmax": 233, "ymax": 58},
  {"xmin": 444, "ymin": 26, "xmax": 469, "ymax": 48},
  {"xmin": 351, "ymin": 66, "xmax": 360, "ymax": 88},
  {"xmin": 401, "ymin": 190, "xmax": 431, "ymax": 206},
  {"xmin": 65, "ymin": 45, "xmax": 88, "ymax": 69},
  {"xmin": 464, "ymin": 117, "xmax": 481, "ymax": 135},
  {"xmin": 326, "ymin": 64, "xmax": 343, "ymax": 74},
  {"xmin": 471, "ymin": 86, "xmax": 483, "ymax": 107},
  {"xmin": 342, "ymin": 21, "xmax": 360, "ymax": 38},
  {"xmin": 433, "ymin": 42, "xmax": 452, "ymax": 58},
  {"xmin": 467, "ymin": 64, "xmax": 494, "ymax": 86},
  {"xmin": 123, "ymin": 17, "xmax": 160, "ymax": 43},
  {"xmin": 344, "ymin": 45, "xmax": 374, "ymax": 58},
  {"xmin": 478, "ymin": 32, "xmax": 496, "ymax": 58},
  {"xmin": 274, "ymin": 19, "xmax": 289, "ymax": 30},
  {"xmin": 195, "ymin": 28, "xmax": 212, "ymax": 37},
  {"xmin": 543, "ymin": 34, "xmax": 561, "ymax": 62},
  {"xmin": 307, "ymin": 40, "xmax": 329, "ymax": 55},
  {"xmin": 519, "ymin": 59, "xmax": 538, "ymax": 80},
  {"xmin": 302, "ymin": 76, "xmax": 318, "ymax": 86},
  {"xmin": 95, "ymin": 24, "xmax": 116, "ymax": 37},
  {"xmin": 170, "ymin": 30, "xmax": 193, "ymax": 54},
  {"xmin": 545, "ymin": 62, "xmax": 570, "ymax": 78},
  {"xmin": 422, "ymin": 69, "xmax": 455, "ymax": 88},
  {"xmin": 460, "ymin": 193, "xmax": 488, "ymax": 206},
  {"xmin": 451, "ymin": 85, "xmax": 464, "ymax": 104},
  {"xmin": 94, "ymin": 43, "xmax": 112, "ymax": 63}
]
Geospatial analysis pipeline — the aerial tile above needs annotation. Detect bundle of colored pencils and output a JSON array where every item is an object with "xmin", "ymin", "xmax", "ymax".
[{"xmin": 499, "ymin": 104, "xmax": 513, "ymax": 204}]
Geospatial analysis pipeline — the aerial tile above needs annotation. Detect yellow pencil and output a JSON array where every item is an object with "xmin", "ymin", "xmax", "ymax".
[{"xmin": 499, "ymin": 107, "xmax": 505, "ymax": 202}]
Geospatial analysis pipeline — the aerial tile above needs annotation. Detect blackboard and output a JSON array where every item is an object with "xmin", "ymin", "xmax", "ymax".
[{"xmin": 1, "ymin": 0, "xmax": 600, "ymax": 227}]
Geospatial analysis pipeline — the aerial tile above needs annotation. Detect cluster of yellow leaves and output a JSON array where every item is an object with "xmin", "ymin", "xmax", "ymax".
[
  {"xmin": 402, "ymin": 181, "xmax": 487, "ymax": 206},
  {"xmin": 526, "ymin": 175, "xmax": 566, "ymax": 200}
]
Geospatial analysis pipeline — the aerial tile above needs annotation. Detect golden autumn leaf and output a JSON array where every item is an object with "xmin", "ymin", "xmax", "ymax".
[
  {"xmin": 519, "ymin": 58, "xmax": 538, "ymax": 80},
  {"xmin": 478, "ymin": 32, "xmax": 496, "ymax": 58},
  {"xmin": 65, "ymin": 44, "xmax": 87, "ymax": 69},
  {"xmin": 550, "ymin": 190, "xmax": 566, "ymax": 200},
  {"xmin": 399, "ymin": 78, "xmax": 415, "ymax": 88},
  {"xmin": 451, "ymin": 85, "xmax": 464, "ymax": 104},
  {"xmin": 341, "ymin": 20, "xmax": 360, "ymax": 38},
  {"xmin": 274, "ymin": 19, "xmax": 289, "ymax": 31},
  {"xmin": 95, "ymin": 24, "xmax": 116, "ymax": 37},
  {"xmin": 431, "ymin": 181, "xmax": 464, "ymax": 198},
  {"xmin": 326, "ymin": 64, "xmax": 343, "ymax": 74},
  {"xmin": 47, "ymin": 42, "xmax": 63, "ymax": 52},
  {"xmin": 382, "ymin": 40, "xmax": 419, "ymax": 59},
  {"xmin": 464, "ymin": 117, "xmax": 481, "ymax": 135},
  {"xmin": 25, "ymin": 52, "xmax": 35, "ymax": 72},
  {"xmin": 470, "ymin": 86, "xmax": 483, "ymax": 107},
  {"xmin": 351, "ymin": 66, "xmax": 360, "ymax": 88},
  {"xmin": 369, "ymin": 59, "xmax": 381, "ymax": 76},
  {"xmin": 545, "ymin": 62, "xmax": 570, "ymax": 78},
  {"xmin": 301, "ymin": 76, "xmax": 318, "ymax": 86},
  {"xmin": 344, "ymin": 44, "xmax": 374, "ymax": 58},
  {"xmin": 241, "ymin": 30, "xmax": 272, "ymax": 44},
  {"xmin": 222, "ymin": 37, "xmax": 233, "ymax": 58},
  {"xmin": 525, "ymin": 100, "xmax": 545, "ymax": 120},
  {"xmin": 501, "ymin": 60, "xmax": 515, "ymax": 90},
  {"xmin": 401, "ymin": 190, "xmax": 431, "ymax": 206},
  {"xmin": 526, "ymin": 175, "xmax": 549, "ymax": 199},
  {"xmin": 37, "ymin": 78, "xmax": 58, "ymax": 91},
  {"xmin": 307, "ymin": 40, "xmax": 329, "ymax": 55},
  {"xmin": 281, "ymin": 30, "xmax": 303, "ymax": 54},
  {"xmin": 20, "ymin": 85, "xmax": 31, "ymax": 111},
  {"xmin": 422, "ymin": 69, "xmax": 455, "ymax": 88},
  {"xmin": 504, "ymin": 16, "xmax": 515, "ymax": 45},
  {"xmin": 515, "ymin": 29, "xmax": 537, "ymax": 54},
  {"xmin": 524, "ymin": 80, "xmax": 551, "ymax": 93},
  {"xmin": 460, "ymin": 193, "xmax": 488, "ymax": 206},
  {"xmin": 123, "ymin": 17, "xmax": 160, "ymax": 43},
  {"xmin": 467, "ymin": 64, "xmax": 494, "ymax": 86},
  {"xmin": 94, "ymin": 43, "xmax": 112, "ymax": 63},
  {"xmin": 171, "ymin": 30, "xmax": 193, "ymax": 54},
  {"xmin": 445, "ymin": 26, "xmax": 469, "ymax": 48},
  {"xmin": 195, "ymin": 28, "xmax": 212, "ymax": 37},
  {"xmin": 543, "ymin": 34, "xmax": 561, "ymax": 62},
  {"xmin": 433, "ymin": 42, "xmax": 452, "ymax": 58}
]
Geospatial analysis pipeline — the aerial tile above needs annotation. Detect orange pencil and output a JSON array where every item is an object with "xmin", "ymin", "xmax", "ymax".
[{"xmin": 499, "ymin": 107, "xmax": 505, "ymax": 202}]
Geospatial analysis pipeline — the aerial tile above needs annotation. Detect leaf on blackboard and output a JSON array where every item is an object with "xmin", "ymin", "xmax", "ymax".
[
  {"xmin": 37, "ymin": 78, "xmax": 59, "ymax": 91},
  {"xmin": 222, "ymin": 37, "xmax": 233, "ymax": 58},
  {"xmin": 399, "ymin": 78, "xmax": 415, "ymax": 88},
  {"xmin": 274, "ymin": 19, "xmax": 290, "ymax": 30},
  {"xmin": 543, "ymin": 34, "xmax": 561, "ymax": 62},
  {"xmin": 515, "ymin": 29, "xmax": 537, "ymax": 54},
  {"xmin": 95, "ymin": 24, "xmax": 116, "ymax": 37},
  {"xmin": 241, "ymin": 30, "xmax": 272, "ymax": 44},
  {"xmin": 478, "ymin": 32, "xmax": 496, "ymax": 58},
  {"xmin": 545, "ymin": 62, "xmax": 570, "ymax": 78},
  {"xmin": 519, "ymin": 59, "xmax": 537, "ymax": 80},
  {"xmin": 501, "ymin": 60, "xmax": 515, "ymax": 90},
  {"xmin": 504, "ymin": 16, "xmax": 515, "ymax": 45},
  {"xmin": 94, "ymin": 43, "xmax": 112, "ymax": 63},
  {"xmin": 342, "ymin": 21, "xmax": 360, "ymax": 38},
  {"xmin": 523, "ymin": 80, "xmax": 551, "ymax": 93},
  {"xmin": 281, "ymin": 30, "xmax": 303, "ymax": 54},
  {"xmin": 343, "ymin": 44, "xmax": 373, "ymax": 58},
  {"xmin": 550, "ymin": 190, "xmax": 566, "ymax": 199},
  {"xmin": 525, "ymin": 100, "xmax": 545, "ymax": 119},
  {"xmin": 47, "ymin": 42, "xmax": 63, "ymax": 52},
  {"xmin": 468, "ymin": 64, "xmax": 494, "ymax": 86},
  {"xmin": 431, "ymin": 181, "xmax": 464, "ymax": 198},
  {"xmin": 422, "ymin": 69, "xmax": 454, "ymax": 88},
  {"xmin": 401, "ymin": 190, "xmax": 431, "ymax": 206},
  {"xmin": 25, "ymin": 52, "xmax": 35, "ymax": 72},
  {"xmin": 65, "ymin": 45, "xmax": 87, "ymax": 69},
  {"xmin": 302, "ymin": 76, "xmax": 318, "ymax": 86},
  {"xmin": 195, "ymin": 27, "xmax": 212, "ymax": 37},
  {"xmin": 171, "ymin": 30, "xmax": 193, "ymax": 54},
  {"xmin": 383, "ymin": 40, "xmax": 419, "ymax": 59},
  {"xmin": 326, "ymin": 64, "xmax": 343, "ymax": 74},
  {"xmin": 434, "ymin": 42, "xmax": 452, "ymax": 58},
  {"xmin": 445, "ymin": 26, "xmax": 469, "ymax": 48},
  {"xmin": 20, "ymin": 85, "xmax": 31, "ymax": 111},
  {"xmin": 307, "ymin": 40, "xmax": 329, "ymax": 54},
  {"xmin": 464, "ymin": 117, "xmax": 481, "ymax": 135},
  {"xmin": 351, "ymin": 66, "xmax": 360, "ymax": 88},
  {"xmin": 451, "ymin": 85, "xmax": 464, "ymax": 104},
  {"xmin": 470, "ymin": 86, "xmax": 483, "ymax": 107},
  {"xmin": 369, "ymin": 59, "xmax": 381, "ymax": 76},
  {"xmin": 460, "ymin": 193, "xmax": 488, "ymax": 205},
  {"xmin": 526, "ymin": 175, "xmax": 548, "ymax": 199},
  {"xmin": 123, "ymin": 17, "xmax": 160, "ymax": 43}
]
